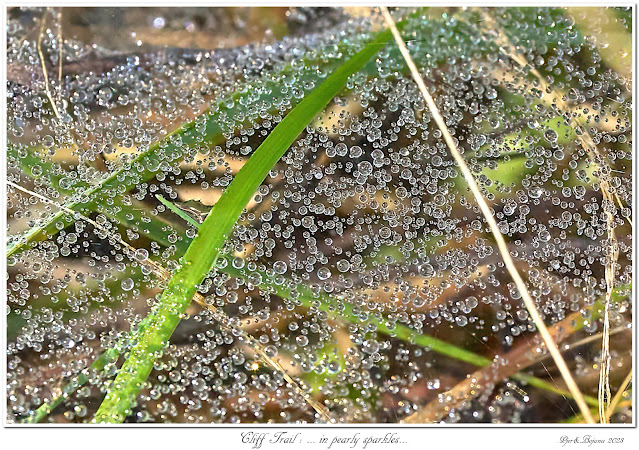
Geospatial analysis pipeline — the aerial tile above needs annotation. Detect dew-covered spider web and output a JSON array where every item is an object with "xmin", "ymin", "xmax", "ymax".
[{"xmin": 6, "ymin": 7, "xmax": 633, "ymax": 424}]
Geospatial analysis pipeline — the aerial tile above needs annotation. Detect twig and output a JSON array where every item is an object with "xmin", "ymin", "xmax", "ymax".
[
  {"xmin": 402, "ymin": 283, "xmax": 630, "ymax": 422},
  {"xmin": 550, "ymin": 326, "xmax": 628, "ymax": 361},
  {"xmin": 379, "ymin": 6, "xmax": 595, "ymax": 424}
]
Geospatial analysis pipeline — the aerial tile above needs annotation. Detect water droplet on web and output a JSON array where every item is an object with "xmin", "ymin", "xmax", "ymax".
[
  {"xmin": 538, "ymin": 230, "xmax": 551, "ymax": 242},
  {"xmin": 336, "ymin": 259, "xmax": 350, "ymax": 272},
  {"xmin": 135, "ymin": 249, "xmax": 149, "ymax": 261},
  {"xmin": 357, "ymin": 161, "xmax": 373, "ymax": 176},
  {"xmin": 121, "ymin": 278, "xmax": 134, "ymax": 291},
  {"xmin": 317, "ymin": 267, "xmax": 331, "ymax": 280},
  {"xmin": 273, "ymin": 260, "xmax": 287, "ymax": 274},
  {"xmin": 544, "ymin": 129, "xmax": 558, "ymax": 143}
]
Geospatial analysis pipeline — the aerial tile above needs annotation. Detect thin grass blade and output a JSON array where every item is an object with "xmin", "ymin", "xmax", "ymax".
[{"xmin": 91, "ymin": 25, "xmax": 402, "ymax": 423}]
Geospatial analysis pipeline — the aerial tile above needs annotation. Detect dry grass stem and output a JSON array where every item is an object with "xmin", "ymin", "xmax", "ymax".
[
  {"xmin": 57, "ymin": 9, "xmax": 63, "ymax": 83},
  {"xmin": 402, "ymin": 287, "xmax": 617, "ymax": 423},
  {"xmin": 37, "ymin": 10, "xmax": 62, "ymax": 120},
  {"xmin": 37, "ymin": 8, "xmax": 82, "ymax": 156},
  {"xmin": 380, "ymin": 6, "xmax": 595, "ymax": 424},
  {"xmin": 477, "ymin": 9, "xmax": 623, "ymax": 423}
]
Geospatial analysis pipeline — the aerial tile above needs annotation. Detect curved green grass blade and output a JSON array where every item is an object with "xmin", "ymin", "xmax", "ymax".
[
  {"xmin": 24, "ymin": 348, "xmax": 120, "ymax": 424},
  {"xmin": 91, "ymin": 24, "xmax": 401, "ymax": 424},
  {"xmin": 6, "ymin": 120, "xmax": 222, "ymax": 258},
  {"xmin": 152, "ymin": 197, "xmax": 624, "ymax": 402},
  {"xmin": 7, "ymin": 7, "xmax": 580, "ymax": 260}
]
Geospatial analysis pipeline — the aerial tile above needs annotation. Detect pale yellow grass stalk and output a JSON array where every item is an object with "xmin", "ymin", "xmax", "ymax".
[
  {"xmin": 379, "ymin": 6, "xmax": 595, "ymax": 424},
  {"xmin": 37, "ymin": 9, "xmax": 81, "ymax": 156},
  {"xmin": 37, "ymin": 10, "xmax": 62, "ymax": 120},
  {"xmin": 477, "ymin": 9, "xmax": 623, "ymax": 423},
  {"xmin": 57, "ymin": 9, "xmax": 63, "ymax": 83}
]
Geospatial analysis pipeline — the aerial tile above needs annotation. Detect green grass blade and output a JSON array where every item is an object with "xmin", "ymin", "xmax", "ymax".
[
  {"xmin": 23, "ymin": 315, "xmax": 154, "ymax": 423},
  {"xmin": 7, "ymin": 143, "xmax": 181, "ymax": 256},
  {"xmin": 91, "ymin": 25, "xmax": 400, "ymax": 424},
  {"xmin": 156, "ymin": 195, "xmax": 201, "ymax": 228},
  {"xmin": 2, "ymin": 65, "xmax": 320, "ymax": 258}
]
